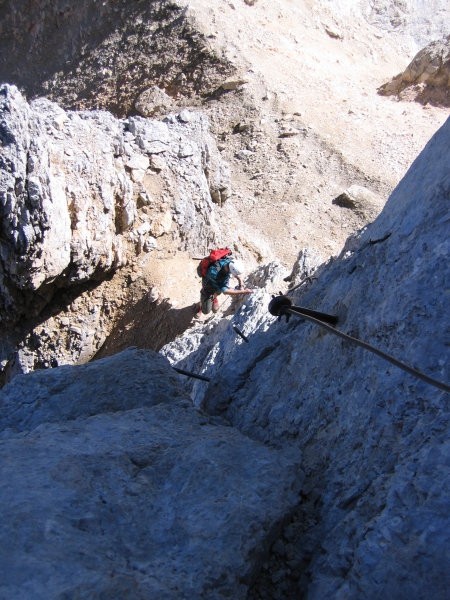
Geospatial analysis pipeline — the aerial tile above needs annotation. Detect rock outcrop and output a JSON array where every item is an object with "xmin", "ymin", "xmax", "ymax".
[
  {"xmin": 163, "ymin": 118, "xmax": 450, "ymax": 598},
  {"xmin": 379, "ymin": 35, "xmax": 450, "ymax": 107},
  {"xmin": 0, "ymin": 85, "xmax": 230, "ymax": 380},
  {"xmin": 362, "ymin": 0, "xmax": 450, "ymax": 48},
  {"xmin": 0, "ymin": 348, "xmax": 302, "ymax": 599}
]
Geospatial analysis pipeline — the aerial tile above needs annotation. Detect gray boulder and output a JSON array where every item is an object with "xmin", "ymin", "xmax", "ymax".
[{"xmin": 332, "ymin": 184, "xmax": 385, "ymax": 221}]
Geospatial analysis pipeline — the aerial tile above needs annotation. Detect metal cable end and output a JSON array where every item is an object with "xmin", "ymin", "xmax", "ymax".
[{"xmin": 268, "ymin": 294, "xmax": 292, "ymax": 322}]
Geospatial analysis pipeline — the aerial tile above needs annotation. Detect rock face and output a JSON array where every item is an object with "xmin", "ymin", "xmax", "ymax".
[
  {"xmin": 0, "ymin": 85, "xmax": 230, "ymax": 379},
  {"xmin": 0, "ymin": 2, "xmax": 449, "ymax": 596},
  {"xmin": 362, "ymin": 0, "xmax": 450, "ymax": 48},
  {"xmin": 0, "ymin": 0, "xmax": 449, "ymax": 391},
  {"xmin": 163, "ymin": 118, "xmax": 450, "ymax": 598},
  {"xmin": 1, "ymin": 120, "xmax": 448, "ymax": 599},
  {"xmin": 0, "ymin": 348, "xmax": 302, "ymax": 599},
  {"xmin": 379, "ymin": 35, "xmax": 450, "ymax": 107}
]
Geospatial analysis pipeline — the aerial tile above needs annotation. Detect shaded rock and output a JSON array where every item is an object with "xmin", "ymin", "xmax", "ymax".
[
  {"xmin": 0, "ymin": 0, "xmax": 236, "ymax": 117},
  {"xmin": 233, "ymin": 122, "xmax": 253, "ymax": 134},
  {"xmin": 278, "ymin": 127, "xmax": 301, "ymax": 138},
  {"xmin": 324, "ymin": 23, "xmax": 343, "ymax": 40},
  {"xmin": 0, "ymin": 348, "xmax": 184, "ymax": 432},
  {"xmin": 0, "ymin": 348, "xmax": 302, "ymax": 599}
]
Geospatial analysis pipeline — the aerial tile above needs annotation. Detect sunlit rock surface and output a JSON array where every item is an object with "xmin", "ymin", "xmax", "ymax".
[{"xmin": 163, "ymin": 118, "xmax": 450, "ymax": 598}]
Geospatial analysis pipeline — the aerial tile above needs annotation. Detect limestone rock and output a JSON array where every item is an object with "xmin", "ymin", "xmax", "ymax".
[
  {"xmin": 284, "ymin": 247, "xmax": 324, "ymax": 289},
  {"xmin": 332, "ymin": 184, "xmax": 385, "ymax": 220},
  {"xmin": 0, "ymin": 84, "xmax": 130, "ymax": 323},
  {"xmin": 163, "ymin": 118, "xmax": 450, "ymax": 598},
  {"xmin": 0, "ymin": 85, "xmax": 230, "ymax": 379},
  {"xmin": 218, "ymin": 78, "xmax": 248, "ymax": 91},
  {"xmin": 324, "ymin": 23, "xmax": 343, "ymax": 40},
  {"xmin": 134, "ymin": 86, "xmax": 174, "ymax": 118},
  {"xmin": 378, "ymin": 35, "xmax": 450, "ymax": 107},
  {"xmin": 0, "ymin": 348, "xmax": 184, "ymax": 432},
  {"xmin": 363, "ymin": 0, "xmax": 449, "ymax": 44},
  {"xmin": 0, "ymin": 348, "xmax": 302, "ymax": 599},
  {"xmin": 150, "ymin": 210, "xmax": 173, "ymax": 237}
]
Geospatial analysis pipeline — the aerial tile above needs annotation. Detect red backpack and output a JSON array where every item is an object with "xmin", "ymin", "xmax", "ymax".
[{"xmin": 197, "ymin": 247, "xmax": 232, "ymax": 277}]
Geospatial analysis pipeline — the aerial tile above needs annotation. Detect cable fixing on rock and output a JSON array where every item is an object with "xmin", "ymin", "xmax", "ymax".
[
  {"xmin": 173, "ymin": 367, "xmax": 211, "ymax": 382},
  {"xmin": 268, "ymin": 294, "xmax": 450, "ymax": 394}
]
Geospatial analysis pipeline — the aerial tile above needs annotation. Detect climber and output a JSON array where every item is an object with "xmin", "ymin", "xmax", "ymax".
[{"xmin": 196, "ymin": 258, "xmax": 253, "ymax": 317}]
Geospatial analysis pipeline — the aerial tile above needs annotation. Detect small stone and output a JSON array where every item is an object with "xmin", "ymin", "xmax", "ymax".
[
  {"xmin": 178, "ymin": 110, "xmax": 191, "ymax": 123},
  {"xmin": 150, "ymin": 155, "xmax": 165, "ymax": 172},
  {"xmin": 126, "ymin": 154, "xmax": 149, "ymax": 171},
  {"xmin": 178, "ymin": 143, "xmax": 194, "ymax": 158},
  {"xmin": 219, "ymin": 78, "xmax": 248, "ymax": 91}
]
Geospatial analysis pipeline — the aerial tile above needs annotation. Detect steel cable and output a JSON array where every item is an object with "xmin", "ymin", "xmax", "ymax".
[
  {"xmin": 268, "ymin": 295, "xmax": 449, "ymax": 394},
  {"xmin": 284, "ymin": 307, "xmax": 450, "ymax": 394}
]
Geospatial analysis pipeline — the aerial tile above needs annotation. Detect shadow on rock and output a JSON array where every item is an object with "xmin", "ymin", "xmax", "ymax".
[{"xmin": 94, "ymin": 295, "xmax": 198, "ymax": 360}]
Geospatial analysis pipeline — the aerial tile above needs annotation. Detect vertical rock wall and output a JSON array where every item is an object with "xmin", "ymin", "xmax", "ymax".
[{"xmin": 0, "ymin": 85, "xmax": 230, "ymax": 380}]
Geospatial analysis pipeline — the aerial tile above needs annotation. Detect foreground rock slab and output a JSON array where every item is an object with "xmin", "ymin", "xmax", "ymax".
[{"xmin": 0, "ymin": 348, "xmax": 302, "ymax": 599}]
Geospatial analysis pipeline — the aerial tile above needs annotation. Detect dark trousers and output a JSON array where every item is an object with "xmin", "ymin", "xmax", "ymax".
[{"xmin": 200, "ymin": 287, "xmax": 218, "ymax": 314}]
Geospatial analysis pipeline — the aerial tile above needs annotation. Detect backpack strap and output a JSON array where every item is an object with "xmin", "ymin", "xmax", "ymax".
[{"xmin": 216, "ymin": 257, "xmax": 232, "ymax": 270}]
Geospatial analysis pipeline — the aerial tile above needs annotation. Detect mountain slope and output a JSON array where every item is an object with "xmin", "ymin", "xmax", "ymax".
[
  {"xmin": 163, "ymin": 116, "xmax": 450, "ymax": 598},
  {"xmin": 0, "ymin": 1, "xmax": 448, "ymax": 595},
  {"xmin": 1, "ymin": 0, "xmax": 448, "ymax": 266}
]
